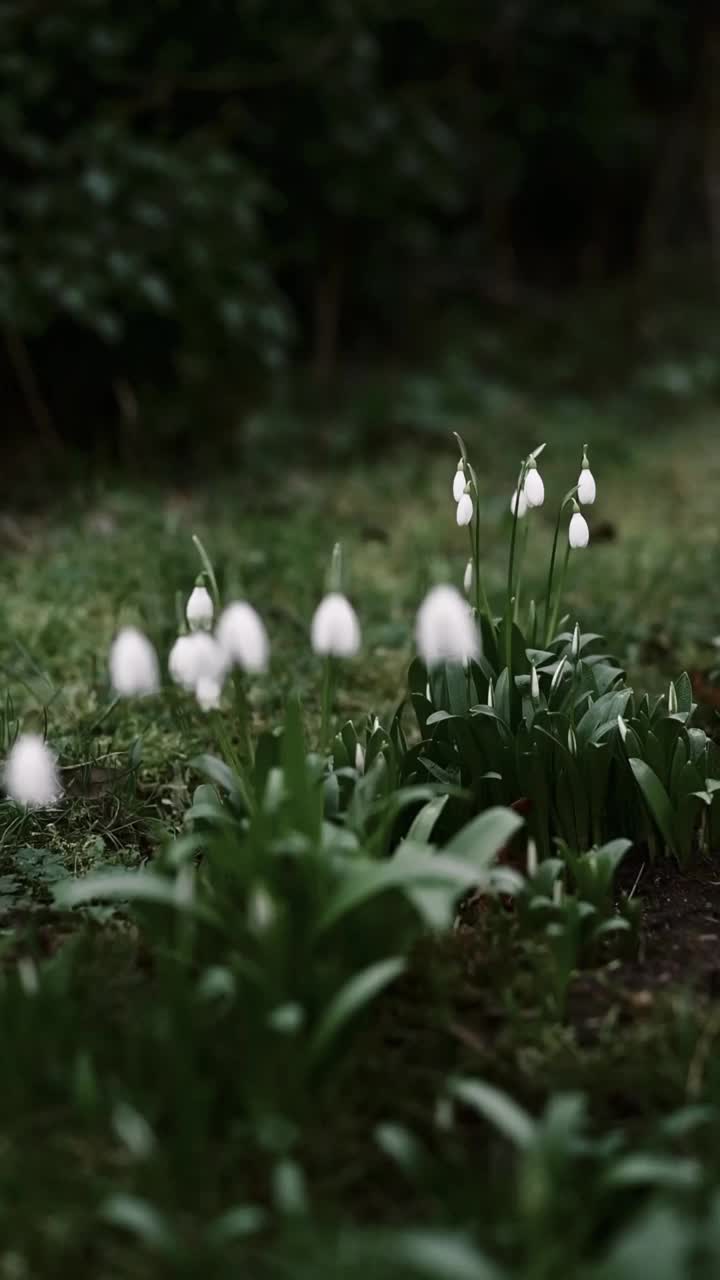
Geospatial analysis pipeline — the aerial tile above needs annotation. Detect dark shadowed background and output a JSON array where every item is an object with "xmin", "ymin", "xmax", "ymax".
[{"xmin": 0, "ymin": 0, "xmax": 717, "ymax": 478}]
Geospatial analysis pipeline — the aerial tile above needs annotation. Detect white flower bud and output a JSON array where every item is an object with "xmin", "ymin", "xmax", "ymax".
[
  {"xmin": 354, "ymin": 743, "xmax": 365, "ymax": 773},
  {"xmin": 463, "ymin": 559, "xmax": 473, "ymax": 595},
  {"xmin": 524, "ymin": 466, "xmax": 545, "ymax": 509},
  {"xmin": 453, "ymin": 464, "xmax": 466, "ymax": 503},
  {"xmin": 487, "ymin": 679, "xmax": 494, "ymax": 708},
  {"xmin": 668, "ymin": 682, "xmax": 678, "ymax": 715},
  {"xmin": 110, "ymin": 627, "xmax": 160, "ymax": 698},
  {"xmin": 571, "ymin": 623, "xmax": 581, "ymax": 660},
  {"xmin": 169, "ymin": 632, "xmax": 226, "ymax": 692},
  {"xmin": 196, "ymin": 676, "xmax": 222, "ymax": 712},
  {"xmin": 310, "ymin": 592, "xmax": 361, "ymax": 658},
  {"xmin": 217, "ymin": 602, "xmax": 270, "ymax": 673},
  {"xmin": 4, "ymin": 733, "xmax": 61, "ymax": 808},
  {"xmin": 416, "ymin": 585, "xmax": 479, "ymax": 668},
  {"xmin": 578, "ymin": 468, "xmax": 596, "ymax": 506},
  {"xmin": 526, "ymin": 839, "xmax": 538, "ymax": 878},
  {"xmin": 553, "ymin": 878, "xmax": 564, "ymax": 906},
  {"xmin": 456, "ymin": 492, "xmax": 473, "ymax": 527},
  {"xmin": 569, "ymin": 512, "xmax": 590, "ymax": 549},
  {"xmin": 530, "ymin": 664, "xmax": 540, "ymax": 700},
  {"xmin": 186, "ymin": 583, "xmax": 214, "ymax": 632},
  {"xmin": 510, "ymin": 489, "xmax": 528, "ymax": 519}
]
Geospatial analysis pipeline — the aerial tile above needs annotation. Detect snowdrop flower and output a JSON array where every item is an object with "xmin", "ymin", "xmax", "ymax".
[
  {"xmin": 416, "ymin": 585, "xmax": 479, "ymax": 667},
  {"xmin": 568, "ymin": 510, "xmax": 590, "ymax": 549},
  {"xmin": 577, "ymin": 445, "xmax": 596, "ymax": 506},
  {"xmin": 510, "ymin": 488, "xmax": 527, "ymax": 519},
  {"xmin": 354, "ymin": 743, "xmax": 365, "ymax": 773},
  {"xmin": 169, "ymin": 632, "xmax": 227, "ymax": 700},
  {"xmin": 186, "ymin": 580, "xmax": 214, "ymax": 632},
  {"xmin": 463, "ymin": 558, "xmax": 473, "ymax": 595},
  {"xmin": 4, "ymin": 734, "xmax": 61, "ymax": 808},
  {"xmin": 530, "ymin": 663, "xmax": 540, "ymax": 701},
  {"xmin": 523, "ymin": 461, "xmax": 545, "ymax": 509},
  {"xmin": 196, "ymin": 675, "xmax": 223, "ymax": 712},
  {"xmin": 668, "ymin": 682, "xmax": 678, "ymax": 715},
  {"xmin": 487, "ymin": 679, "xmax": 494, "ymax": 708},
  {"xmin": 526, "ymin": 840, "xmax": 538, "ymax": 878},
  {"xmin": 456, "ymin": 492, "xmax": 473, "ymax": 527},
  {"xmin": 571, "ymin": 623, "xmax": 581, "ymax": 660},
  {"xmin": 311, "ymin": 593, "xmax": 361, "ymax": 658},
  {"xmin": 110, "ymin": 626, "xmax": 160, "ymax": 697},
  {"xmin": 217, "ymin": 602, "xmax": 270, "ymax": 673},
  {"xmin": 452, "ymin": 462, "xmax": 466, "ymax": 503}
]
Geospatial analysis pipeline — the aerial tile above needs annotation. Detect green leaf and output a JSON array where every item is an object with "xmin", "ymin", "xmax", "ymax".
[
  {"xmin": 55, "ymin": 871, "xmax": 211, "ymax": 917},
  {"xmin": 406, "ymin": 794, "xmax": 449, "ymax": 843},
  {"xmin": 628, "ymin": 759, "xmax": 679, "ymax": 856},
  {"xmin": 448, "ymin": 1078, "xmax": 535, "ymax": 1149},
  {"xmin": 576, "ymin": 690, "xmax": 632, "ymax": 749},
  {"xmin": 308, "ymin": 957, "xmax": 405, "ymax": 1065},
  {"xmin": 444, "ymin": 806, "xmax": 523, "ymax": 865}
]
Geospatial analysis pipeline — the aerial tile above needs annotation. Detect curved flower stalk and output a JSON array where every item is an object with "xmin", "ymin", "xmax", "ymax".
[
  {"xmin": 452, "ymin": 433, "xmax": 492, "ymax": 625},
  {"xmin": 506, "ymin": 443, "xmax": 545, "ymax": 673}
]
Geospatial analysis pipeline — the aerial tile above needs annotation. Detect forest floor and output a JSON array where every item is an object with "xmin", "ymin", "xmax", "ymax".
[{"xmin": 1, "ymin": 405, "xmax": 720, "ymax": 1277}]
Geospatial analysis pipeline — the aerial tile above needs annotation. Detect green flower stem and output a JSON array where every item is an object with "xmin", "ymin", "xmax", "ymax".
[
  {"xmin": 547, "ymin": 541, "xmax": 571, "ymax": 644},
  {"xmin": 467, "ymin": 463, "xmax": 492, "ymax": 622},
  {"xmin": 232, "ymin": 670, "xmax": 256, "ymax": 769},
  {"xmin": 543, "ymin": 488, "xmax": 577, "ymax": 645},
  {"xmin": 211, "ymin": 709, "xmax": 254, "ymax": 815},
  {"xmin": 513, "ymin": 519, "xmax": 530, "ymax": 623},
  {"xmin": 506, "ymin": 460, "xmax": 530, "ymax": 673},
  {"xmin": 192, "ymin": 534, "xmax": 222, "ymax": 612},
  {"xmin": 320, "ymin": 656, "xmax": 336, "ymax": 749}
]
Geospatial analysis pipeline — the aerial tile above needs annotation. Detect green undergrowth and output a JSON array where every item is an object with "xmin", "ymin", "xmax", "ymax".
[{"xmin": 1, "ymin": 407, "xmax": 720, "ymax": 1275}]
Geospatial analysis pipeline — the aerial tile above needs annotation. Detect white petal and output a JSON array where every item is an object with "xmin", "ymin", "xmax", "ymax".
[
  {"xmin": 196, "ymin": 676, "xmax": 222, "ymax": 712},
  {"xmin": 110, "ymin": 627, "xmax": 160, "ymax": 697},
  {"xmin": 354, "ymin": 743, "xmax": 365, "ymax": 773},
  {"xmin": 569, "ymin": 512, "xmax": 590, "ymax": 549},
  {"xmin": 524, "ymin": 469, "xmax": 545, "ymax": 508},
  {"xmin": 217, "ymin": 603, "xmax": 270, "ymax": 674},
  {"xmin": 577, "ymin": 470, "xmax": 596, "ymax": 505},
  {"xmin": 310, "ymin": 593, "xmax": 361, "ymax": 658},
  {"xmin": 186, "ymin": 585, "xmax": 214, "ymax": 632},
  {"xmin": 456, "ymin": 493, "xmax": 473, "ymax": 526},
  {"xmin": 4, "ymin": 734, "xmax": 61, "ymax": 808},
  {"xmin": 416, "ymin": 585, "xmax": 479, "ymax": 667},
  {"xmin": 463, "ymin": 559, "xmax": 473, "ymax": 595},
  {"xmin": 510, "ymin": 489, "xmax": 528, "ymax": 519},
  {"xmin": 452, "ymin": 469, "xmax": 466, "ymax": 502}
]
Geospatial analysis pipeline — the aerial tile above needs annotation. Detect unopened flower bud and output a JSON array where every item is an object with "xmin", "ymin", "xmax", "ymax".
[
  {"xmin": 456, "ymin": 492, "xmax": 473, "ymax": 527},
  {"xmin": 186, "ymin": 580, "xmax": 214, "ymax": 632},
  {"xmin": 452, "ymin": 462, "xmax": 466, "ymax": 503}
]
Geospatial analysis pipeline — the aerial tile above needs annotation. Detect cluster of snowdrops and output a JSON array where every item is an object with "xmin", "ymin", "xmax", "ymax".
[{"xmin": 2, "ymin": 438, "xmax": 598, "ymax": 810}]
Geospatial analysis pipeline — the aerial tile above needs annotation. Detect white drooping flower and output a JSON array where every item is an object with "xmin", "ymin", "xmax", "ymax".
[
  {"xmin": 578, "ymin": 445, "xmax": 596, "ymax": 506},
  {"xmin": 110, "ymin": 627, "xmax": 160, "ymax": 697},
  {"xmin": 169, "ymin": 632, "xmax": 228, "ymax": 693},
  {"xmin": 217, "ymin": 602, "xmax": 270, "ymax": 674},
  {"xmin": 456, "ymin": 492, "xmax": 473, "ymax": 527},
  {"xmin": 569, "ymin": 511, "xmax": 590, "ymax": 549},
  {"xmin": 524, "ymin": 464, "xmax": 545, "ymax": 509},
  {"xmin": 510, "ymin": 488, "xmax": 528, "ymax": 519},
  {"xmin": 196, "ymin": 675, "xmax": 223, "ymax": 712},
  {"xmin": 463, "ymin": 558, "xmax": 473, "ymax": 595},
  {"xmin": 310, "ymin": 593, "xmax": 361, "ymax": 658},
  {"xmin": 416, "ymin": 585, "xmax": 479, "ymax": 667},
  {"xmin": 4, "ymin": 734, "xmax": 61, "ymax": 808},
  {"xmin": 452, "ymin": 462, "xmax": 466, "ymax": 503},
  {"xmin": 186, "ymin": 582, "xmax": 214, "ymax": 632}
]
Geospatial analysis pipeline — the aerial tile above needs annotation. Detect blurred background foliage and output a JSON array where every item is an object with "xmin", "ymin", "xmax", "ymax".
[{"xmin": 0, "ymin": 0, "xmax": 716, "ymax": 466}]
